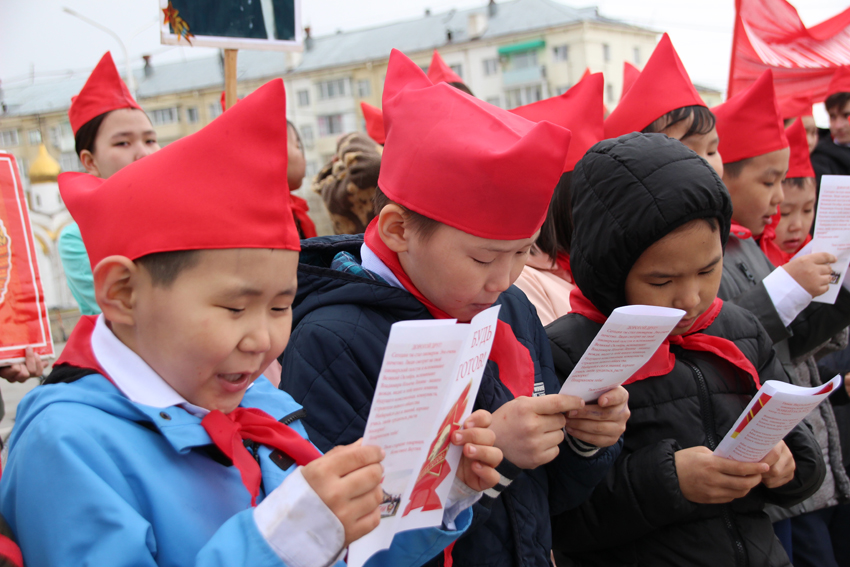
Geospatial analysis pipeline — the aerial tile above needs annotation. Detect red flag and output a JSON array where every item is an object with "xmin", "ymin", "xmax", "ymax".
[
  {"xmin": 0, "ymin": 153, "xmax": 54, "ymax": 364},
  {"xmin": 728, "ymin": 0, "xmax": 850, "ymax": 107}
]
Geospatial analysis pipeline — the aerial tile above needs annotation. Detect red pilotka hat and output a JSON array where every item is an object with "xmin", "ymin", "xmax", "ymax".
[
  {"xmin": 604, "ymin": 34, "xmax": 705, "ymax": 138},
  {"xmin": 69, "ymin": 52, "xmax": 142, "ymax": 136},
  {"xmin": 785, "ymin": 118, "xmax": 815, "ymax": 179},
  {"xmin": 379, "ymin": 49, "xmax": 572, "ymax": 240},
  {"xmin": 426, "ymin": 50, "xmax": 464, "ymax": 84},
  {"xmin": 59, "ymin": 78, "xmax": 301, "ymax": 269},
  {"xmin": 622, "ymin": 61, "xmax": 641, "ymax": 98},
  {"xmin": 779, "ymin": 94, "xmax": 814, "ymax": 120},
  {"xmin": 827, "ymin": 66, "xmax": 850, "ymax": 98},
  {"xmin": 510, "ymin": 72, "xmax": 604, "ymax": 172},
  {"xmin": 361, "ymin": 101, "xmax": 386, "ymax": 145},
  {"xmin": 713, "ymin": 70, "xmax": 789, "ymax": 164}
]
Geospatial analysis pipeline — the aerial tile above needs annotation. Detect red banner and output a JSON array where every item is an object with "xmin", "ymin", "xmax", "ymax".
[
  {"xmin": 0, "ymin": 153, "xmax": 53, "ymax": 364},
  {"xmin": 728, "ymin": 0, "xmax": 850, "ymax": 108}
]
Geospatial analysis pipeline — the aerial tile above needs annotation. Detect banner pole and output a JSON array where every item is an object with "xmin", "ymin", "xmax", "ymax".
[{"xmin": 224, "ymin": 49, "xmax": 238, "ymax": 110}]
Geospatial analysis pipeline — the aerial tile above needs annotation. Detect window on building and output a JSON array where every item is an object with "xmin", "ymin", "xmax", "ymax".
[
  {"xmin": 606, "ymin": 83, "xmax": 615, "ymax": 103},
  {"xmin": 486, "ymin": 96, "xmax": 501, "ymax": 108},
  {"xmin": 60, "ymin": 151, "xmax": 84, "ymax": 173},
  {"xmin": 0, "ymin": 130, "xmax": 20, "ymax": 148},
  {"xmin": 300, "ymin": 125, "xmax": 315, "ymax": 149},
  {"xmin": 49, "ymin": 122, "xmax": 73, "ymax": 149},
  {"xmin": 150, "ymin": 107, "xmax": 179, "ymax": 126},
  {"xmin": 512, "ymin": 51, "xmax": 538, "ymax": 70},
  {"xmin": 297, "ymin": 89, "xmax": 310, "ymax": 107},
  {"xmin": 633, "ymin": 47, "xmax": 641, "ymax": 65},
  {"xmin": 305, "ymin": 160, "xmax": 319, "ymax": 179},
  {"xmin": 316, "ymin": 79, "xmax": 348, "ymax": 101},
  {"xmin": 317, "ymin": 114, "xmax": 344, "ymax": 137},
  {"xmin": 556, "ymin": 85, "xmax": 571, "ymax": 96},
  {"xmin": 186, "ymin": 107, "xmax": 200, "ymax": 123},
  {"xmin": 208, "ymin": 103, "xmax": 222, "ymax": 120},
  {"xmin": 17, "ymin": 158, "xmax": 28, "ymax": 184},
  {"xmin": 504, "ymin": 85, "xmax": 542, "ymax": 109},
  {"xmin": 552, "ymin": 45, "xmax": 568, "ymax": 62},
  {"xmin": 483, "ymin": 59, "xmax": 499, "ymax": 76},
  {"xmin": 357, "ymin": 80, "xmax": 371, "ymax": 97},
  {"xmin": 603, "ymin": 44, "xmax": 611, "ymax": 62},
  {"xmin": 450, "ymin": 64, "xmax": 463, "ymax": 80},
  {"xmin": 28, "ymin": 130, "xmax": 42, "ymax": 145},
  {"xmin": 35, "ymin": 194, "xmax": 41, "ymax": 208}
]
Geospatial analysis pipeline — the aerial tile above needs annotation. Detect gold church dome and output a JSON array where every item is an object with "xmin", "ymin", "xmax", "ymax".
[{"xmin": 29, "ymin": 144, "xmax": 61, "ymax": 184}]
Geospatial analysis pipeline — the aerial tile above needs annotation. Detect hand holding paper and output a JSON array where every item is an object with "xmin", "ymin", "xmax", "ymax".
[
  {"xmin": 452, "ymin": 410, "xmax": 502, "ymax": 492},
  {"xmin": 714, "ymin": 375, "xmax": 843, "ymax": 463},
  {"xmin": 563, "ymin": 385, "xmax": 630, "ymax": 448}
]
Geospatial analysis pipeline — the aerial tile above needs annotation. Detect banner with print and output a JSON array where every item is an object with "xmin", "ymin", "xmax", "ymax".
[{"xmin": 0, "ymin": 153, "xmax": 54, "ymax": 364}]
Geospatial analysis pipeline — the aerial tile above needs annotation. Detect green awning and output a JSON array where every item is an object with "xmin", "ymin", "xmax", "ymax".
[{"xmin": 497, "ymin": 39, "xmax": 545, "ymax": 56}]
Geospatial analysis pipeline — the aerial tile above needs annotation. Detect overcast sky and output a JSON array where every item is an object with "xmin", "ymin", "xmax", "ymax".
[{"xmin": 1, "ymin": 0, "xmax": 847, "ymax": 95}]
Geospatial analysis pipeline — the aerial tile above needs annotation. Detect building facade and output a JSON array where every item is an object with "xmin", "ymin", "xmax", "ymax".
[{"xmin": 1, "ymin": 0, "xmax": 720, "ymax": 309}]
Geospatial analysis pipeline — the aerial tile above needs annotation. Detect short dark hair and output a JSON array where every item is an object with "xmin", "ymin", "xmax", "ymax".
[
  {"xmin": 782, "ymin": 176, "xmax": 816, "ymax": 191},
  {"xmin": 722, "ymin": 157, "xmax": 754, "ymax": 179},
  {"xmin": 535, "ymin": 172, "xmax": 572, "ymax": 262},
  {"xmin": 447, "ymin": 82, "xmax": 474, "ymax": 97},
  {"xmin": 825, "ymin": 92, "xmax": 850, "ymax": 114},
  {"xmin": 135, "ymin": 250, "xmax": 201, "ymax": 287},
  {"xmin": 642, "ymin": 105, "xmax": 716, "ymax": 140},
  {"xmin": 74, "ymin": 112, "xmax": 110, "ymax": 157},
  {"xmin": 373, "ymin": 187, "xmax": 442, "ymax": 241}
]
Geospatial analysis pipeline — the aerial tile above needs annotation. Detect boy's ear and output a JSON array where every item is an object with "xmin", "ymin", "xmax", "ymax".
[
  {"xmin": 78, "ymin": 150, "xmax": 101, "ymax": 177},
  {"xmin": 378, "ymin": 204, "xmax": 411, "ymax": 253},
  {"xmin": 93, "ymin": 256, "xmax": 140, "ymax": 326}
]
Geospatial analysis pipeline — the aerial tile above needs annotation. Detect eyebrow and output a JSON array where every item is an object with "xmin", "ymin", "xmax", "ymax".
[
  {"xmin": 110, "ymin": 130, "xmax": 157, "ymax": 139},
  {"xmin": 645, "ymin": 255, "xmax": 721, "ymax": 279},
  {"xmin": 763, "ymin": 168, "xmax": 785, "ymax": 178},
  {"xmin": 220, "ymin": 285, "xmax": 297, "ymax": 299}
]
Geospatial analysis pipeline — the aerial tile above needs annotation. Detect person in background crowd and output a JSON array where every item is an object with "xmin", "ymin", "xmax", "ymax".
[
  {"xmin": 57, "ymin": 52, "xmax": 159, "ymax": 316},
  {"xmin": 811, "ymin": 66, "xmax": 850, "ymax": 187},
  {"xmin": 312, "ymin": 132, "xmax": 382, "ymax": 235},
  {"xmin": 509, "ymin": 72, "xmax": 605, "ymax": 324}
]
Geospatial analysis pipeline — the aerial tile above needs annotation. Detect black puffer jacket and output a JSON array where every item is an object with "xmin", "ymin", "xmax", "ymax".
[{"xmin": 546, "ymin": 133, "xmax": 825, "ymax": 567}]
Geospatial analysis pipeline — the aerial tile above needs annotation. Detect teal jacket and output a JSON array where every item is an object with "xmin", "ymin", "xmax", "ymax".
[
  {"xmin": 0, "ymin": 375, "xmax": 470, "ymax": 566},
  {"xmin": 57, "ymin": 222, "xmax": 100, "ymax": 315}
]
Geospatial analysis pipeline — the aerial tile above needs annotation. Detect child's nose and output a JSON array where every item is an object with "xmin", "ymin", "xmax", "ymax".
[
  {"xmin": 239, "ymin": 326, "xmax": 272, "ymax": 354},
  {"xmin": 673, "ymin": 283, "xmax": 701, "ymax": 312},
  {"xmin": 484, "ymin": 267, "xmax": 512, "ymax": 294}
]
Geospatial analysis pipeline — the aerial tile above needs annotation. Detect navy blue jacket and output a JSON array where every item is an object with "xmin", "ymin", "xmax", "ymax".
[{"xmin": 280, "ymin": 235, "xmax": 620, "ymax": 567}]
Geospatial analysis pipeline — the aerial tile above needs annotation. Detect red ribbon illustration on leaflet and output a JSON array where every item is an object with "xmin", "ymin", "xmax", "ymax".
[
  {"xmin": 732, "ymin": 392, "xmax": 773, "ymax": 439},
  {"xmin": 403, "ymin": 381, "xmax": 472, "ymax": 517}
]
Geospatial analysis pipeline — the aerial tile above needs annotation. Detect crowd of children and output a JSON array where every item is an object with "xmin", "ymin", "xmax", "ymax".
[{"xmin": 3, "ymin": 26, "xmax": 850, "ymax": 567}]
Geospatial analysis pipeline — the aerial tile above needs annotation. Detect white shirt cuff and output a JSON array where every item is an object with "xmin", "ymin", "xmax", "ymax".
[
  {"xmin": 254, "ymin": 467, "xmax": 346, "ymax": 567},
  {"xmin": 442, "ymin": 476, "xmax": 483, "ymax": 529},
  {"xmin": 764, "ymin": 267, "xmax": 813, "ymax": 327}
]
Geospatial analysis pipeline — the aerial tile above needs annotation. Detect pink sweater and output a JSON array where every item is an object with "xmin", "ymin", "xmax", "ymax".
[{"xmin": 513, "ymin": 249, "xmax": 575, "ymax": 326}]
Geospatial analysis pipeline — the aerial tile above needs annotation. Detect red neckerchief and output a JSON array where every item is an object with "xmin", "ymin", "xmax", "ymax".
[
  {"xmin": 568, "ymin": 288, "xmax": 761, "ymax": 388},
  {"xmin": 201, "ymin": 409, "xmax": 321, "ymax": 506},
  {"xmin": 756, "ymin": 208, "xmax": 811, "ymax": 267},
  {"xmin": 364, "ymin": 220, "xmax": 534, "ymax": 399},
  {"xmin": 555, "ymin": 252, "xmax": 573, "ymax": 283},
  {"xmin": 730, "ymin": 221, "xmax": 753, "ymax": 240},
  {"xmin": 290, "ymin": 194, "xmax": 317, "ymax": 239},
  {"xmin": 55, "ymin": 316, "xmax": 321, "ymax": 506}
]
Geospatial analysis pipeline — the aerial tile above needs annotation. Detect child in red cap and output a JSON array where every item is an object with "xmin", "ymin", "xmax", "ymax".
[
  {"xmin": 1, "ymin": 78, "xmax": 502, "ymax": 567},
  {"xmin": 280, "ymin": 49, "xmax": 628, "ymax": 567},
  {"xmin": 58, "ymin": 52, "xmax": 160, "ymax": 316},
  {"xmin": 605, "ymin": 34, "xmax": 722, "ymax": 175}
]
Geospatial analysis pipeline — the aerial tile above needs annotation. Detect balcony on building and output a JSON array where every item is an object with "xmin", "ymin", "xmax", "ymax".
[{"xmin": 498, "ymin": 40, "xmax": 546, "ymax": 87}]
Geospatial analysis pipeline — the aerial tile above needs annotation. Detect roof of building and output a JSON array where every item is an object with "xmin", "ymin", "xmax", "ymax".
[
  {"xmin": 1, "ymin": 0, "xmax": 651, "ymax": 118},
  {"xmin": 29, "ymin": 144, "xmax": 61, "ymax": 183}
]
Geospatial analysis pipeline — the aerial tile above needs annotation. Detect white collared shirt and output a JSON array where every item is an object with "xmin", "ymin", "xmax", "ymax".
[{"xmin": 89, "ymin": 315, "xmax": 346, "ymax": 567}]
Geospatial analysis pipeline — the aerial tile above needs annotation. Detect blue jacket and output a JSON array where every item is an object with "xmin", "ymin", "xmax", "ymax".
[
  {"xmin": 0, "ymin": 375, "xmax": 470, "ymax": 567},
  {"xmin": 279, "ymin": 235, "xmax": 621, "ymax": 567}
]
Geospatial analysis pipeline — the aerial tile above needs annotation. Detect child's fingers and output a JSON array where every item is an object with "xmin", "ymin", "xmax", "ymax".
[
  {"xmin": 463, "ymin": 443, "xmax": 503, "ymax": 469},
  {"xmin": 468, "ymin": 458, "xmax": 501, "ymax": 489},
  {"xmin": 463, "ymin": 409, "xmax": 492, "ymax": 430},
  {"xmin": 810, "ymin": 252, "xmax": 837, "ymax": 265},
  {"xmin": 328, "ymin": 444, "xmax": 385, "ymax": 477},
  {"xmin": 338, "ymin": 462, "xmax": 384, "ymax": 499},
  {"xmin": 345, "ymin": 500, "xmax": 383, "ymax": 545},
  {"xmin": 453, "ymin": 425, "xmax": 496, "ymax": 448},
  {"xmin": 596, "ymin": 386, "xmax": 628, "ymax": 408},
  {"xmin": 714, "ymin": 456, "xmax": 770, "ymax": 477},
  {"xmin": 532, "ymin": 394, "xmax": 585, "ymax": 416}
]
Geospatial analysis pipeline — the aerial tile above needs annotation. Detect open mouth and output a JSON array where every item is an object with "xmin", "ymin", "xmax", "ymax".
[{"xmin": 216, "ymin": 372, "xmax": 252, "ymax": 392}]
